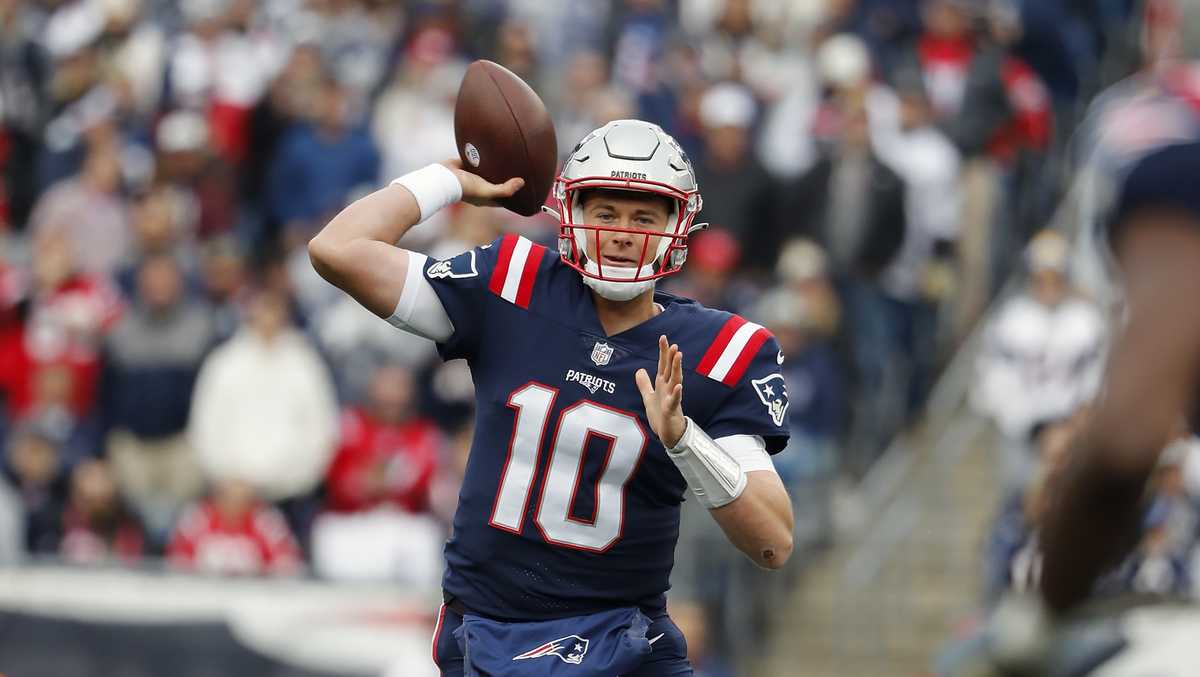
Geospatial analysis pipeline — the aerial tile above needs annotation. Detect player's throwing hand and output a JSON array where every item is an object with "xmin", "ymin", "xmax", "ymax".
[
  {"xmin": 636, "ymin": 335, "xmax": 687, "ymax": 448},
  {"xmin": 439, "ymin": 158, "xmax": 525, "ymax": 208}
]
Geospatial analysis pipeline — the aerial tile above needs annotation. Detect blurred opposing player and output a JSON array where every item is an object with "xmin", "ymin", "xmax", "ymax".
[
  {"xmin": 309, "ymin": 120, "xmax": 794, "ymax": 675},
  {"xmin": 1037, "ymin": 0, "xmax": 1200, "ymax": 622}
]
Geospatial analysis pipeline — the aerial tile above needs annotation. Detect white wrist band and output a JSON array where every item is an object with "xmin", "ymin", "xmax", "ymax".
[
  {"xmin": 390, "ymin": 164, "xmax": 463, "ymax": 223},
  {"xmin": 666, "ymin": 417, "xmax": 747, "ymax": 509}
]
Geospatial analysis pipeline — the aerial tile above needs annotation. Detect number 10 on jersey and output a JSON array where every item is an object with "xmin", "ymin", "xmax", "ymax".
[{"xmin": 490, "ymin": 383, "xmax": 647, "ymax": 552}]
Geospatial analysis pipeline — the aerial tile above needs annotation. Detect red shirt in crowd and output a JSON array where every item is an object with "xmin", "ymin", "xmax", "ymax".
[
  {"xmin": 0, "ymin": 273, "xmax": 123, "ymax": 416},
  {"xmin": 917, "ymin": 34, "xmax": 1052, "ymax": 162},
  {"xmin": 167, "ymin": 499, "xmax": 301, "ymax": 576},
  {"xmin": 59, "ymin": 505, "xmax": 145, "ymax": 566},
  {"xmin": 324, "ymin": 409, "xmax": 442, "ymax": 514}
]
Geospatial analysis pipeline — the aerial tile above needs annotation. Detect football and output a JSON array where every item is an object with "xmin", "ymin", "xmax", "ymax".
[{"xmin": 453, "ymin": 60, "xmax": 558, "ymax": 217}]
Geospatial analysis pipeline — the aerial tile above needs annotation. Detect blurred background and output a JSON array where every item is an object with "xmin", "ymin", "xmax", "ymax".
[{"xmin": 0, "ymin": 0, "xmax": 1191, "ymax": 676}]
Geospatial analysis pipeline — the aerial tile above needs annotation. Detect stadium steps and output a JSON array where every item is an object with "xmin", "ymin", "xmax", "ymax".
[{"xmin": 751, "ymin": 413, "xmax": 1000, "ymax": 677}]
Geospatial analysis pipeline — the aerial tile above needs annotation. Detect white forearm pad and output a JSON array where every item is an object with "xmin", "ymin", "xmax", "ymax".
[
  {"xmin": 390, "ymin": 164, "xmax": 462, "ymax": 223},
  {"xmin": 666, "ymin": 417, "xmax": 747, "ymax": 509}
]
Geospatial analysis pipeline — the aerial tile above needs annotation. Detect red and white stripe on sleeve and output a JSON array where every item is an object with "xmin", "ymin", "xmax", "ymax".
[
  {"xmin": 487, "ymin": 234, "xmax": 546, "ymax": 309},
  {"xmin": 696, "ymin": 315, "xmax": 772, "ymax": 387}
]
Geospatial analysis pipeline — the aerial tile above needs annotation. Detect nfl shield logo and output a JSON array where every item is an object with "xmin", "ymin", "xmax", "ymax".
[{"xmin": 590, "ymin": 341, "xmax": 614, "ymax": 367}]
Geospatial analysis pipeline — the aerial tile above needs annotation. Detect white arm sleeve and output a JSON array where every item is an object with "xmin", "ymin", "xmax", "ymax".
[
  {"xmin": 716, "ymin": 434, "xmax": 777, "ymax": 474},
  {"xmin": 385, "ymin": 252, "xmax": 455, "ymax": 342}
]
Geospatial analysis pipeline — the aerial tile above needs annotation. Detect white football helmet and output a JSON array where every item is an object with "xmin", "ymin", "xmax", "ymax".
[{"xmin": 548, "ymin": 120, "xmax": 704, "ymax": 301}]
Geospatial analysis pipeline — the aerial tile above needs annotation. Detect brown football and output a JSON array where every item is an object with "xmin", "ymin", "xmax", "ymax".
[{"xmin": 453, "ymin": 60, "xmax": 558, "ymax": 217}]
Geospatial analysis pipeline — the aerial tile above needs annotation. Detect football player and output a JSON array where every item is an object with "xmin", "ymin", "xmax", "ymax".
[
  {"xmin": 309, "ymin": 120, "xmax": 794, "ymax": 676},
  {"xmin": 1037, "ymin": 0, "xmax": 1200, "ymax": 619}
]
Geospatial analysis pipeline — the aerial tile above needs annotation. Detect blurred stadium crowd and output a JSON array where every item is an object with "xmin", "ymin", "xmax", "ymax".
[{"xmin": 0, "ymin": 0, "xmax": 1155, "ymax": 672}]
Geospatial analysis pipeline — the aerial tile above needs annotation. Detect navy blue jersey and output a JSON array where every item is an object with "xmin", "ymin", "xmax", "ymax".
[
  {"xmin": 422, "ymin": 234, "xmax": 790, "ymax": 621},
  {"xmin": 1085, "ymin": 66, "xmax": 1200, "ymax": 432},
  {"xmin": 1081, "ymin": 65, "xmax": 1200, "ymax": 248}
]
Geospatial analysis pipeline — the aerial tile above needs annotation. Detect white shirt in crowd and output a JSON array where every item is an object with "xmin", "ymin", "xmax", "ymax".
[
  {"xmin": 972, "ymin": 293, "xmax": 1107, "ymax": 439},
  {"xmin": 188, "ymin": 329, "xmax": 339, "ymax": 501}
]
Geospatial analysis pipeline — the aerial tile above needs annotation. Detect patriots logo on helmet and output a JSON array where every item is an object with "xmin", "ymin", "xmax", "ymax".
[
  {"xmin": 512, "ymin": 635, "xmax": 590, "ymax": 665},
  {"xmin": 751, "ymin": 374, "xmax": 790, "ymax": 427}
]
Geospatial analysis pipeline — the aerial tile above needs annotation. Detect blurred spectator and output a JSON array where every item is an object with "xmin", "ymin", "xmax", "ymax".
[
  {"xmin": 267, "ymin": 74, "xmax": 380, "ymax": 245},
  {"xmin": 494, "ymin": 18, "xmax": 540, "ymax": 86},
  {"xmin": 371, "ymin": 26, "xmax": 460, "ymax": 185},
  {"xmin": 0, "ymin": 0, "xmax": 52, "ymax": 229},
  {"xmin": 610, "ymin": 0, "xmax": 671, "ymax": 99},
  {"xmin": 18, "ymin": 364, "xmax": 102, "ymax": 466},
  {"xmin": 868, "ymin": 71, "xmax": 961, "ymax": 309},
  {"xmin": 865, "ymin": 70, "xmax": 962, "ymax": 419},
  {"xmin": 776, "ymin": 238, "xmax": 841, "ymax": 337},
  {"xmin": 506, "ymin": 0, "xmax": 611, "ymax": 82},
  {"xmin": 972, "ymin": 230, "xmax": 1106, "ymax": 492},
  {"xmin": 369, "ymin": 28, "xmax": 462, "ymax": 253},
  {"xmin": 312, "ymin": 363, "xmax": 444, "ymax": 584},
  {"xmin": 167, "ymin": 478, "xmax": 301, "ymax": 576},
  {"xmin": 10, "ymin": 231, "xmax": 123, "ymax": 419},
  {"xmin": 100, "ymin": 0, "xmax": 168, "ymax": 122},
  {"xmin": 100, "ymin": 253, "xmax": 213, "ymax": 541},
  {"xmin": 304, "ymin": 0, "xmax": 400, "ymax": 97},
  {"xmin": 242, "ymin": 41, "xmax": 323, "ymax": 239},
  {"xmin": 663, "ymin": 229, "xmax": 755, "ymax": 313},
  {"xmin": 983, "ymin": 411, "xmax": 1079, "ymax": 603},
  {"xmin": 313, "ymin": 291, "xmax": 437, "ymax": 402},
  {"xmin": 59, "ymin": 458, "xmax": 144, "ymax": 565},
  {"xmin": 693, "ymin": 81, "xmax": 778, "ymax": 275},
  {"xmin": 168, "ymin": 0, "xmax": 280, "ymax": 164},
  {"xmin": 784, "ymin": 62, "xmax": 906, "ymax": 281},
  {"xmin": 29, "ymin": 139, "xmax": 131, "ymax": 276},
  {"xmin": 3, "ymin": 424, "xmax": 67, "ymax": 555},
  {"xmin": 114, "ymin": 189, "xmax": 198, "ymax": 297},
  {"xmin": 188, "ymin": 288, "xmax": 338, "ymax": 503},
  {"xmin": 670, "ymin": 598, "xmax": 736, "ymax": 677},
  {"xmin": 153, "ymin": 109, "xmax": 240, "ymax": 241},
  {"xmin": 552, "ymin": 49, "xmax": 608, "ymax": 143},
  {"xmin": 39, "ymin": 1, "xmax": 113, "ymax": 188},
  {"xmin": 985, "ymin": 415, "xmax": 1200, "ymax": 603},
  {"xmin": 1114, "ymin": 433, "xmax": 1200, "ymax": 597},
  {"xmin": 781, "ymin": 57, "xmax": 907, "ymax": 466},
  {"xmin": 903, "ymin": 0, "xmax": 1052, "ymax": 161},
  {"xmin": 324, "ymin": 366, "xmax": 440, "ymax": 515},
  {"xmin": 197, "ymin": 235, "xmax": 248, "ymax": 342},
  {"xmin": 812, "ymin": 0, "xmax": 924, "ymax": 64},
  {"xmin": 752, "ymin": 282, "xmax": 844, "ymax": 549}
]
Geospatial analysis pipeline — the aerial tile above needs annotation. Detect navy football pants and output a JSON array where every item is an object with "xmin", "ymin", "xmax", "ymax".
[{"xmin": 432, "ymin": 605, "xmax": 694, "ymax": 676}]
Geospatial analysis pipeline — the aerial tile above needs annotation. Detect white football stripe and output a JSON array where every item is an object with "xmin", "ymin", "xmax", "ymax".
[
  {"xmin": 500, "ymin": 236, "xmax": 532, "ymax": 303},
  {"xmin": 708, "ymin": 321, "xmax": 763, "ymax": 382}
]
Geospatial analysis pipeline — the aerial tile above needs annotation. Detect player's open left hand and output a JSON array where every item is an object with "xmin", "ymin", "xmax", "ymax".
[
  {"xmin": 636, "ymin": 335, "xmax": 687, "ymax": 448},
  {"xmin": 439, "ymin": 158, "xmax": 525, "ymax": 208}
]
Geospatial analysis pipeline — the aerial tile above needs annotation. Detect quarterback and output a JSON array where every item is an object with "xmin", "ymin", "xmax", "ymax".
[{"xmin": 309, "ymin": 120, "xmax": 794, "ymax": 676}]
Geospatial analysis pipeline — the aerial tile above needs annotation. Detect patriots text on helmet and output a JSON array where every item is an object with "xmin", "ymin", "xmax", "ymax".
[{"xmin": 610, "ymin": 170, "xmax": 648, "ymax": 180}]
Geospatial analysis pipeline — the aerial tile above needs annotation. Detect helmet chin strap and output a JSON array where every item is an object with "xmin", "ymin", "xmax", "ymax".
[
  {"xmin": 581, "ymin": 256, "xmax": 657, "ymax": 301},
  {"xmin": 582, "ymin": 274, "xmax": 655, "ymax": 302}
]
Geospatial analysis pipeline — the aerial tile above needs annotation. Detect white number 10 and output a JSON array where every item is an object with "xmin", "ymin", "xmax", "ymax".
[{"xmin": 489, "ymin": 383, "xmax": 647, "ymax": 552}]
